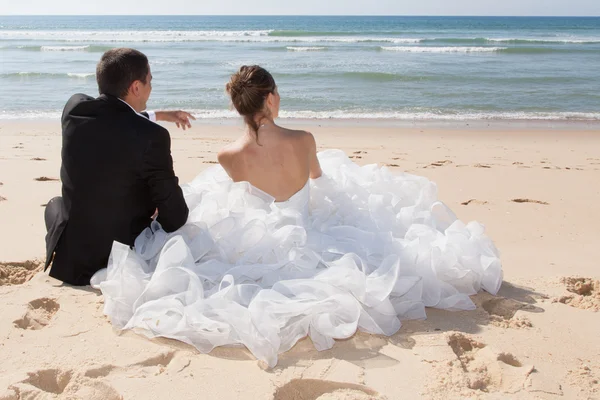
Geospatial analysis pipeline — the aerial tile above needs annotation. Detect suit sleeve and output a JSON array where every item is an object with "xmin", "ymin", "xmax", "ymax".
[
  {"xmin": 61, "ymin": 93, "xmax": 94, "ymax": 126},
  {"xmin": 140, "ymin": 111, "xmax": 157, "ymax": 122},
  {"xmin": 141, "ymin": 128, "xmax": 189, "ymax": 232}
]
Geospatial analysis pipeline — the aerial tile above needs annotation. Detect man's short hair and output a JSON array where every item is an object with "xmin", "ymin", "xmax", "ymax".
[{"xmin": 96, "ymin": 48, "xmax": 149, "ymax": 98}]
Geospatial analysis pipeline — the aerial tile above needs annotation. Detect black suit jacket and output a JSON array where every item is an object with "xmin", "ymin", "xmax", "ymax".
[{"xmin": 45, "ymin": 93, "xmax": 189, "ymax": 285}]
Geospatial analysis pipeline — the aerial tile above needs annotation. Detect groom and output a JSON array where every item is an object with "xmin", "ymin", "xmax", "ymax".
[{"xmin": 44, "ymin": 48, "xmax": 191, "ymax": 286}]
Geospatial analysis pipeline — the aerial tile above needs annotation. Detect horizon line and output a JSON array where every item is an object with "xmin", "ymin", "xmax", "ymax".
[{"xmin": 1, "ymin": 14, "xmax": 600, "ymax": 17}]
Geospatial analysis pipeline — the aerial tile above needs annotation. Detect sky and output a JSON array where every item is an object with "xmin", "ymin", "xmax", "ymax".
[{"xmin": 0, "ymin": 0, "xmax": 599, "ymax": 16}]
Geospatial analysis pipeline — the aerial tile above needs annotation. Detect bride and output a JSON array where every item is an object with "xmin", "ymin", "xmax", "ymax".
[{"xmin": 91, "ymin": 65, "xmax": 503, "ymax": 367}]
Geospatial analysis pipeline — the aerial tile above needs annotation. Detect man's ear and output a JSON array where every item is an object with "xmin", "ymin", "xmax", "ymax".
[{"xmin": 129, "ymin": 81, "xmax": 140, "ymax": 98}]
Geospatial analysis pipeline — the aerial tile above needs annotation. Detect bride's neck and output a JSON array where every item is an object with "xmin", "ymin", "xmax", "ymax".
[{"xmin": 254, "ymin": 116, "xmax": 274, "ymax": 129}]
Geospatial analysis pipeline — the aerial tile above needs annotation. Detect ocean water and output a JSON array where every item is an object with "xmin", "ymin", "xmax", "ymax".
[{"xmin": 1, "ymin": 15, "xmax": 599, "ymax": 121}]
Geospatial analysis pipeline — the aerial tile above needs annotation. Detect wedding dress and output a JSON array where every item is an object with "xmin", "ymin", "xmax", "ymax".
[{"xmin": 91, "ymin": 149, "xmax": 502, "ymax": 367}]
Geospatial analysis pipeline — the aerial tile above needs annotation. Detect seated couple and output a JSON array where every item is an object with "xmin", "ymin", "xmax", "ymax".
[{"xmin": 44, "ymin": 48, "xmax": 502, "ymax": 367}]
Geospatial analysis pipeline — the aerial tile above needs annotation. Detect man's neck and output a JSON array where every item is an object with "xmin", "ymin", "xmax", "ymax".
[{"xmin": 119, "ymin": 96, "xmax": 142, "ymax": 113}]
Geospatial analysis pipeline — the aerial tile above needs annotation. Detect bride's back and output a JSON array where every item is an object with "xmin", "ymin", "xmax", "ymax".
[
  {"xmin": 220, "ymin": 65, "xmax": 321, "ymax": 202},
  {"xmin": 218, "ymin": 125, "xmax": 315, "ymax": 202}
]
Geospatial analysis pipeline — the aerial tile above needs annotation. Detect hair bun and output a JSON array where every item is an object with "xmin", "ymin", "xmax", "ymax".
[
  {"xmin": 226, "ymin": 75, "xmax": 243, "ymax": 96},
  {"xmin": 226, "ymin": 65, "xmax": 277, "ymax": 135}
]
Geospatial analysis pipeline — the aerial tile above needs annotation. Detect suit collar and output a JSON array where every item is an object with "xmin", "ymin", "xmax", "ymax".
[{"xmin": 98, "ymin": 94, "xmax": 136, "ymax": 113}]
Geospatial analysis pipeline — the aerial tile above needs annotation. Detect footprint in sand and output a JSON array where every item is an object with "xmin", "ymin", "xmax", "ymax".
[
  {"xmin": 128, "ymin": 351, "xmax": 191, "ymax": 377},
  {"xmin": 31, "ymin": 157, "xmax": 46, "ymax": 161},
  {"xmin": 384, "ymin": 163, "xmax": 399, "ymax": 167},
  {"xmin": 461, "ymin": 199, "xmax": 489, "ymax": 206},
  {"xmin": 17, "ymin": 369, "xmax": 73, "ymax": 395},
  {"xmin": 131, "ymin": 351, "xmax": 176, "ymax": 368},
  {"xmin": 273, "ymin": 379, "xmax": 385, "ymax": 400},
  {"xmin": 0, "ymin": 260, "xmax": 43, "ymax": 286},
  {"xmin": 83, "ymin": 350, "xmax": 187, "ymax": 382},
  {"xmin": 34, "ymin": 176, "xmax": 59, "ymax": 182},
  {"xmin": 474, "ymin": 293, "xmax": 533, "ymax": 329},
  {"xmin": 567, "ymin": 360, "xmax": 600, "ymax": 398},
  {"xmin": 473, "ymin": 163, "xmax": 492, "ymax": 168},
  {"xmin": 3, "ymin": 368, "xmax": 122, "ymax": 400},
  {"xmin": 84, "ymin": 365, "xmax": 118, "ymax": 379},
  {"xmin": 552, "ymin": 277, "xmax": 600, "ymax": 312},
  {"xmin": 424, "ymin": 160, "xmax": 452, "ymax": 168},
  {"xmin": 202, "ymin": 160, "xmax": 219, "ymax": 164},
  {"xmin": 436, "ymin": 332, "xmax": 541, "ymax": 395},
  {"xmin": 13, "ymin": 298, "xmax": 60, "ymax": 330},
  {"xmin": 0, "ymin": 195, "xmax": 6, "ymax": 202},
  {"xmin": 511, "ymin": 198, "xmax": 549, "ymax": 205}
]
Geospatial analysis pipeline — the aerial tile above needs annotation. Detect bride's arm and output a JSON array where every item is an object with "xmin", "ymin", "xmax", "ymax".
[{"xmin": 306, "ymin": 132, "xmax": 322, "ymax": 179}]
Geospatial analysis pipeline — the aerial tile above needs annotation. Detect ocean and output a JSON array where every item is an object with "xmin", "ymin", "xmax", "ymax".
[{"xmin": 0, "ymin": 15, "xmax": 599, "ymax": 121}]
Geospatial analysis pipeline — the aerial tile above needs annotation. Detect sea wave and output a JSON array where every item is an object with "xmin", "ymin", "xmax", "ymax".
[
  {"xmin": 2, "ymin": 109, "xmax": 599, "ymax": 121},
  {"xmin": 338, "ymin": 71, "xmax": 434, "ymax": 82},
  {"xmin": 66, "ymin": 72, "xmax": 95, "ymax": 78},
  {"xmin": 151, "ymin": 60, "xmax": 187, "ymax": 65},
  {"xmin": 40, "ymin": 45, "xmax": 90, "ymax": 51},
  {"xmin": 0, "ymin": 29, "xmax": 274, "ymax": 42},
  {"xmin": 15, "ymin": 44, "xmax": 113, "ymax": 52},
  {"xmin": 2, "ymin": 29, "xmax": 599, "ymax": 46},
  {"xmin": 496, "ymin": 47, "xmax": 592, "ymax": 54},
  {"xmin": 379, "ymin": 45, "xmax": 593, "ymax": 55},
  {"xmin": 424, "ymin": 37, "xmax": 600, "ymax": 45},
  {"xmin": 1, "ymin": 71, "xmax": 95, "ymax": 79},
  {"xmin": 0, "ymin": 30, "xmax": 419, "ymax": 44},
  {"xmin": 286, "ymin": 46, "xmax": 327, "ymax": 51},
  {"xmin": 380, "ymin": 46, "xmax": 505, "ymax": 53},
  {"xmin": 269, "ymin": 30, "xmax": 359, "ymax": 37}
]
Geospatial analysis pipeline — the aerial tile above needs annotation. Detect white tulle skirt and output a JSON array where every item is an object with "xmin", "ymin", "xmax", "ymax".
[{"xmin": 91, "ymin": 150, "xmax": 502, "ymax": 367}]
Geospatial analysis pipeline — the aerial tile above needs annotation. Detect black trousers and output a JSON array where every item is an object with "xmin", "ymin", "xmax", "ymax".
[{"xmin": 44, "ymin": 196, "xmax": 66, "ymax": 271}]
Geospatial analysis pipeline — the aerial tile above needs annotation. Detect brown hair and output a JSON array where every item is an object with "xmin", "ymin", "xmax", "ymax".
[
  {"xmin": 96, "ymin": 48, "xmax": 149, "ymax": 98},
  {"xmin": 226, "ymin": 65, "xmax": 277, "ymax": 136}
]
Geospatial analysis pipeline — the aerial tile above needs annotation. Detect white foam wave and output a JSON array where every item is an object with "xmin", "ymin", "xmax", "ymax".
[
  {"xmin": 388, "ymin": 38, "xmax": 423, "ymax": 44},
  {"xmin": 0, "ymin": 30, "xmax": 273, "ymax": 42},
  {"xmin": 5, "ymin": 71, "xmax": 94, "ymax": 78},
  {"xmin": 0, "ymin": 110, "xmax": 63, "ymax": 120},
  {"xmin": 67, "ymin": 72, "xmax": 95, "ymax": 78},
  {"xmin": 3, "ymin": 109, "xmax": 598, "ymax": 121},
  {"xmin": 151, "ymin": 60, "xmax": 186, "ymax": 65},
  {"xmin": 286, "ymin": 46, "xmax": 326, "ymax": 51},
  {"xmin": 278, "ymin": 110, "xmax": 600, "ymax": 120},
  {"xmin": 0, "ymin": 30, "xmax": 427, "ymax": 44},
  {"xmin": 486, "ymin": 37, "xmax": 600, "ymax": 44},
  {"xmin": 40, "ymin": 45, "xmax": 90, "ymax": 51},
  {"xmin": 381, "ymin": 46, "xmax": 505, "ymax": 53}
]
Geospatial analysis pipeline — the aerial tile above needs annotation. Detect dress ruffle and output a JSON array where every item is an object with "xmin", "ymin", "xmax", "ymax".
[{"xmin": 91, "ymin": 149, "xmax": 502, "ymax": 367}]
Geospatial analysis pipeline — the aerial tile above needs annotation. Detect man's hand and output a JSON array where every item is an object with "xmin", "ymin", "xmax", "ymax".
[{"xmin": 155, "ymin": 111, "xmax": 196, "ymax": 130}]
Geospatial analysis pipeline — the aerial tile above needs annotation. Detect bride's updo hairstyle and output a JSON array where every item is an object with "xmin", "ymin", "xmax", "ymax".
[{"xmin": 226, "ymin": 65, "xmax": 277, "ymax": 136}]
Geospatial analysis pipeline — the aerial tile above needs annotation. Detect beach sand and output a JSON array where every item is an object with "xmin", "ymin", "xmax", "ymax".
[{"xmin": 1, "ymin": 120, "xmax": 599, "ymax": 399}]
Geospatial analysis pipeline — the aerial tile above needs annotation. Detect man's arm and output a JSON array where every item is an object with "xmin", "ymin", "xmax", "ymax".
[
  {"xmin": 141, "ymin": 110, "xmax": 196, "ymax": 130},
  {"xmin": 141, "ymin": 128, "xmax": 189, "ymax": 232}
]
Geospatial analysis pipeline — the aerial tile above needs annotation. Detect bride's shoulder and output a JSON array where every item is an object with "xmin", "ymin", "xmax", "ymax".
[
  {"xmin": 217, "ymin": 141, "xmax": 244, "ymax": 166},
  {"xmin": 281, "ymin": 127, "xmax": 315, "ymax": 143}
]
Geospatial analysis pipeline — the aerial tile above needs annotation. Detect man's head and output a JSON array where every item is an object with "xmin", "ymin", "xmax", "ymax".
[{"xmin": 96, "ymin": 48, "xmax": 152, "ymax": 112}]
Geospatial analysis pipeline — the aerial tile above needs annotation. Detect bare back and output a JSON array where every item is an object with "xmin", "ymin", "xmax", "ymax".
[{"xmin": 218, "ymin": 124, "xmax": 322, "ymax": 202}]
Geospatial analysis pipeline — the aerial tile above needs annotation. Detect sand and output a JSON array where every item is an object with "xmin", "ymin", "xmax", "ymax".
[{"xmin": 0, "ymin": 120, "xmax": 599, "ymax": 399}]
